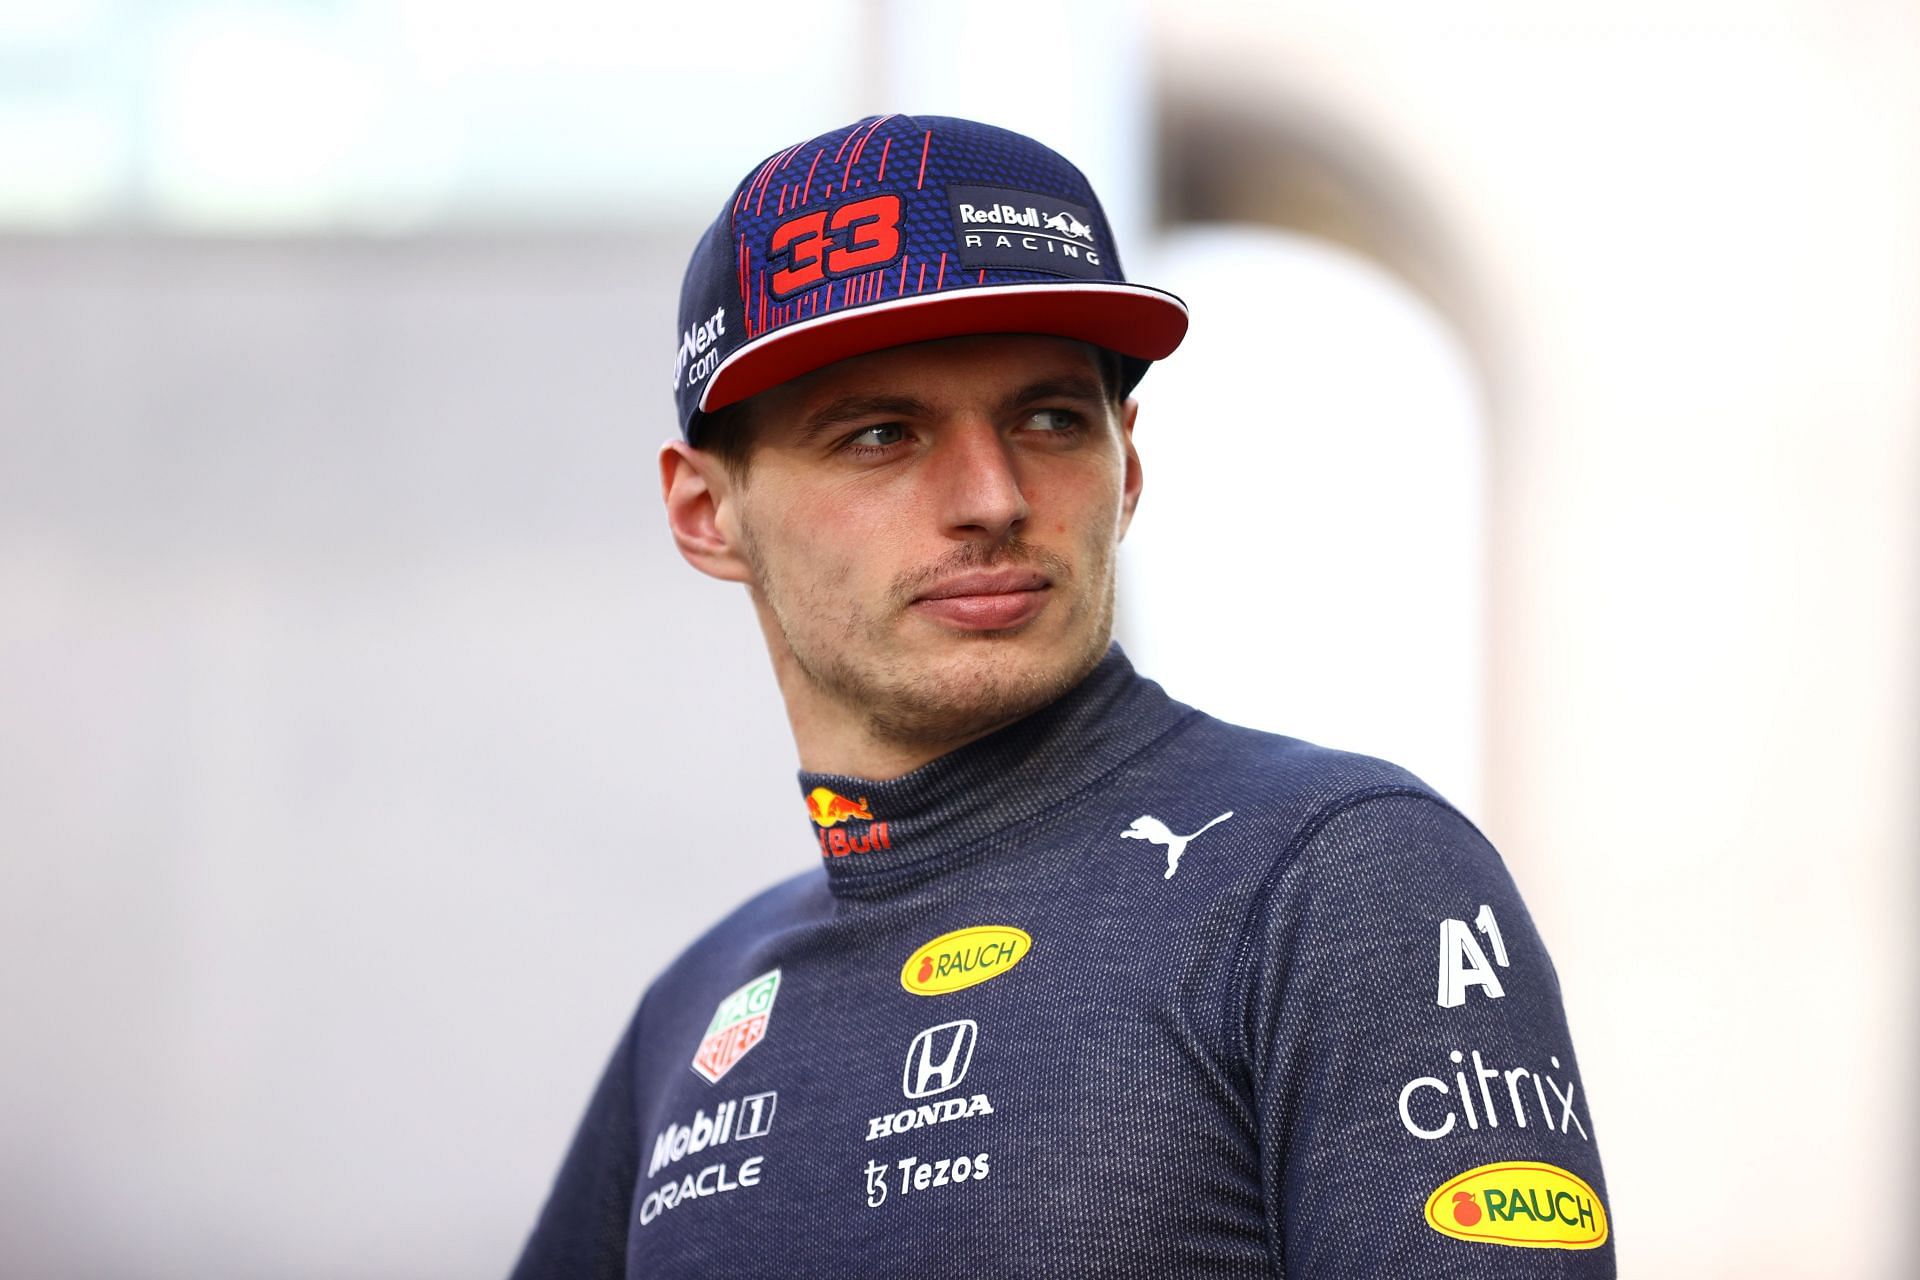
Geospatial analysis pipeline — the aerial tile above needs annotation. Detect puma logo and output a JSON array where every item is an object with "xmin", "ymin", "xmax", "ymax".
[{"xmin": 1121, "ymin": 811, "xmax": 1234, "ymax": 879}]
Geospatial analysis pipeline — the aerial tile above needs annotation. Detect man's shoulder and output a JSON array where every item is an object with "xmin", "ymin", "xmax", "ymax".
[
  {"xmin": 1159, "ymin": 707, "xmax": 1455, "ymax": 829},
  {"xmin": 1152, "ymin": 711, "xmax": 1525, "ymax": 934},
  {"xmin": 644, "ymin": 865, "xmax": 832, "ymax": 1000},
  {"xmin": 1115, "ymin": 703, "xmax": 1506, "ymax": 900}
]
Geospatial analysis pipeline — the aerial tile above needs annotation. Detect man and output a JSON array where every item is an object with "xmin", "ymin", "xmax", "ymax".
[{"xmin": 513, "ymin": 114, "xmax": 1613, "ymax": 1277}]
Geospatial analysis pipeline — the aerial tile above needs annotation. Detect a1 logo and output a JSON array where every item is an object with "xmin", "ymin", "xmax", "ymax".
[
  {"xmin": 1436, "ymin": 903, "xmax": 1510, "ymax": 1008},
  {"xmin": 768, "ymin": 194, "xmax": 903, "ymax": 298}
]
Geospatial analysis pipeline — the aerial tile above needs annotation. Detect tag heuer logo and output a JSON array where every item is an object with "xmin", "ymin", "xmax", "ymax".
[{"xmin": 691, "ymin": 969, "xmax": 781, "ymax": 1084}]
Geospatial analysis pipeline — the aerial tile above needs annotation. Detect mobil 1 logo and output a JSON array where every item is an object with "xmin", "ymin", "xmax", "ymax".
[
  {"xmin": 637, "ymin": 1090, "xmax": 778, "ymax": 1228},
  {"xmin": 947, "ymin": 184, "xmax": 1105, "ymax": 279}
]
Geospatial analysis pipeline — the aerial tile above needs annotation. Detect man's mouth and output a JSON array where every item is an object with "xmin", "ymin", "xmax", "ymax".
[{"xmin": 909, "ymin": 569, "xmax": 1053, "ymax": 631}]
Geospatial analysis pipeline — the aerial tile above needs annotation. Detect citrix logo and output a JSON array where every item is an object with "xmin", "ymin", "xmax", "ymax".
[
  {"xmin": 1397, "ymin": 1047, "xmax": 1589, "ymax": 1142},
  {"xmin": 673, "ymin": 305, "xmax": 726, "ymax": 390}
]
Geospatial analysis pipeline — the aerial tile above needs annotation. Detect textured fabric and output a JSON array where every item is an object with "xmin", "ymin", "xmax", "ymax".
[{"xmin": 511, "ymin": 648, "xmax": 1614, "ymax": 1277}]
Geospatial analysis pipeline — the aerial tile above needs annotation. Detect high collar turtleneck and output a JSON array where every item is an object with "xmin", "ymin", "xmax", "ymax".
[{"xmin": 796, "ymin": 645, "xmax": 1197, "ymax": 894}]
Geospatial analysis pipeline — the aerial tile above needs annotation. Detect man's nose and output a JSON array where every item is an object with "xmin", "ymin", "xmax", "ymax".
[{"xmin": 932, "ymin": 419, "xmax": 1030, "ymax": 540}]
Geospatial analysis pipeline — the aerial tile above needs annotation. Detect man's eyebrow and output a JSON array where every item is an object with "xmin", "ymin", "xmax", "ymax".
[
  {"xmin": 993, "ymin": 374, "xmax": 1107, "ymax": 417},
  {"xmin": 790, "ymin": 374, "xmax": 1106, "ymax": 445},
  {"xmin": 794, "ymin": 393, "xmax": 932, "ymax": 445}
]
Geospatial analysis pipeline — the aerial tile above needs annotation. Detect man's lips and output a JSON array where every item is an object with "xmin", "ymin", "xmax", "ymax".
[
  {"xmin": 914, "ymin": 569, "xmax": 1052, "ymax": 601},
  {"xmin": 909, "ymin": 569, "xmax": 1052, "ymax": 630}
]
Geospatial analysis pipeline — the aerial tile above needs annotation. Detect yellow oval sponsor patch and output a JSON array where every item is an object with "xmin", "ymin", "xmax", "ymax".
[
  {"xmin": 1424, "ymin": 1161, "xmax": 1609, "ymax": 1250},
  {"xmin": 901, "ymin": 926, "xmax": 1032, "ymax": 996}
]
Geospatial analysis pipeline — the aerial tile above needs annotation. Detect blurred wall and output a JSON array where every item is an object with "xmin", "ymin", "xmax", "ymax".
[
  {"xmin": 1122, "ymin": 225, "xmax": 1489, "ymax": 813},
  {"xmin": 1154, "ymin": 4, "xmax": 1920, "ymax": 1276},
  {"xmin": 0, "ymin": 234, "xmax": 804, "ymax": 1277}
]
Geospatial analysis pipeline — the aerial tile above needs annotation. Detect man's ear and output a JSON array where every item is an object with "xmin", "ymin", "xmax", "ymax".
[
  {"xmin": 1116, "ymin": 397, "xmax": 1143, "ymax": 540},
  {"xmin": 660, "ymin": 440, "xmax": 754, "ymax": 583}
]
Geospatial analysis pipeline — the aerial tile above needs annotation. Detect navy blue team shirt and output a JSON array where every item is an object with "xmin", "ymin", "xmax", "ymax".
[{"xmin": 511, "ymin": 647, "xmax": 1614, "ymax": 1277}]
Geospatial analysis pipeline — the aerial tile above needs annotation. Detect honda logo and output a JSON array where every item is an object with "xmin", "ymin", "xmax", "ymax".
[{"xmin": 902, "ymin": 1020, "xmax": 978, "ymax": 1099}]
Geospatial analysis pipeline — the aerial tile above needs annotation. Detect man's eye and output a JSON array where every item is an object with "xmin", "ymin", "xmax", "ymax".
[
  {"xmin": 1026, "ymin": 408, "xmax": 1080, "ymax": 432},
  {"xmin": 845, "ymin": 423, "xmax": 906, "ymax": 449}
]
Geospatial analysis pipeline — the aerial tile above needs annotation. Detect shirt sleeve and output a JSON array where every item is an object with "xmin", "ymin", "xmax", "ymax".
[
  {"xmin": 1237, "ymin": 787, "xmax": 1615, "ymax": 1278},
  {"xmin": 509, "ymin": 1015, "xmax": 641, "ymax": 1280}
]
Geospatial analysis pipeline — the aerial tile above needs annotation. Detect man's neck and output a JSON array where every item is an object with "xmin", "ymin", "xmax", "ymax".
[{"xmin": 776, "ymin": 665, "xmax": 1019, "ymax": 781}]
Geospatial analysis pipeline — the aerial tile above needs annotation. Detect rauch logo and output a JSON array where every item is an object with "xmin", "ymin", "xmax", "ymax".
[
  {"xmin": 900, "ymin": 926, "xmax": 1030, "ymax": 996},
  {"xmin": 1423, "ymin": 1161, "xmax": 1609, "ymax": 1250}
]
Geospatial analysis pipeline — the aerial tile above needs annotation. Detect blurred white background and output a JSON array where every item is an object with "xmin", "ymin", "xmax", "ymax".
[{"xmin": 2, "ymin": 1, "xmax": 1914, "ymax": 1276}]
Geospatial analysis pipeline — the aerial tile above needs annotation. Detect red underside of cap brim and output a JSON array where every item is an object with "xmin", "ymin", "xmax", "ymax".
[{"xmin": 700, "ymin": 283, "xmax": 1189, "ymax": 413}]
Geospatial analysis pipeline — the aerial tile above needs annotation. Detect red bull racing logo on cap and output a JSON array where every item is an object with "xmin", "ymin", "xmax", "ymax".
[
  {"xmin": 948, "ymin": 183, "xmax": 1105, "ymax": 279},
  {"xmin": 807, "ymin": 787, "xmax": 893, "ymax": 858},
  {"xmin": 691, "ymin": 970, "xmax": 781, "ymax": 1084}
]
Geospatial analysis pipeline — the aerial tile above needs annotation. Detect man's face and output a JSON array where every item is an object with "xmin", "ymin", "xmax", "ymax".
[{"xmin": 712, "ymin": 334, "xmax": 1142, "ymax": 750}]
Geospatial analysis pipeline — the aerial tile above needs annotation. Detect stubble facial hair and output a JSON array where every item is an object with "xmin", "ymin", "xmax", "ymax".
[{"xmin": 740, "ymin": 525, "xmax": 1115, "ymax": 753}]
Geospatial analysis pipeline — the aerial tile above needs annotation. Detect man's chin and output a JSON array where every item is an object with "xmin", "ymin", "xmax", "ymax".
[{"xmin": 862, "ymin": 628, "xmax": 1107, "ymax": 750}]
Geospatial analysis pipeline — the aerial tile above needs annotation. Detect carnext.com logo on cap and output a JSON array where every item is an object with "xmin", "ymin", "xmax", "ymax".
[
  {"xmin": 947, "ymin": 184, "xmax": 1104, "ymax": 280},
  {"xmin": 673, "ymin": 304, "xmax": 726, "ymax": 392}
]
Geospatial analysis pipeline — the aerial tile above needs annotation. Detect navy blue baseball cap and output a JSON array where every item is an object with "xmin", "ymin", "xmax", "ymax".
[{"xmin": 672, "ymin": 113, "xmax": 1189, "ymax": 442}]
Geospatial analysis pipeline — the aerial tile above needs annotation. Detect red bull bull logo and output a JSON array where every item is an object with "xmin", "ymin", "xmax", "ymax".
[
  {"xmin": 807, "ymin": 787, "xmax": 893, "ymax": 858},
  {"xmin": 1042, "ymin": 211, "xmax": 1095, "ymax": 242},
  {"xmin": 807, "ymin": 787, "xmax": 873, "ymax": 827}
]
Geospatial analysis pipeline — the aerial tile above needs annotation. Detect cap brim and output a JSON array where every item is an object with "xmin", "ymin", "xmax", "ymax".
[{"xmin": 699, "ymin": 282, "xmax": 1189, "ymax": 413}]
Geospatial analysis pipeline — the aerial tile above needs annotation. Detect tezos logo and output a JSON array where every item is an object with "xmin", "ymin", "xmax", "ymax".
[
  {"xmin": 807, "ymin": 786, "xmax": 892, "ymax": 858},
  {"xmin": 673, "ymin": 305, "xmax": 726, "ymax": 391},
  {"xmin": 690, "ymin": 969, "xmax": 780, "ymax": 1084},
  {"xmin": 1423, "ymin": 1162, "xmax": 1609, "ymax": 1250},
  {"xmin": 900, "ymin": 926, "xmax": 1030, "ymax": 996},
  {"xmin": 863, "ymin": 1150, "xmax": 990, "ymax": 1208}
]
